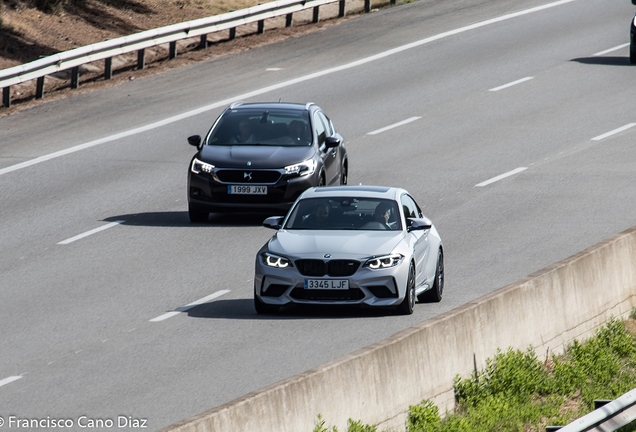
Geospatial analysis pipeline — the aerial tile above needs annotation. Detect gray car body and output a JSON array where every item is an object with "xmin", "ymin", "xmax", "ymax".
[{"xmin": 253, "ymin": 185, "xmax": 443, "ymax": 310}]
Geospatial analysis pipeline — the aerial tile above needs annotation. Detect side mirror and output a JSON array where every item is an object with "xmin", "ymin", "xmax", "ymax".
[
  {"xmin": 263, "ymin": 216, "xmax": 285, "ymax": 230},
  {"xmin": 407, "ymin": 218, "xmax": 432, "ymax": 232},
  {"xmin": 325, "ymin": 136, "xmax": 340, "ymax": 149},
  {"xmin": 188, "ymin": 135, "xmax": 202, "ymax": 147}
]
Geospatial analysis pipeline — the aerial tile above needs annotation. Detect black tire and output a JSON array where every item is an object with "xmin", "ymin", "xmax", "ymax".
[
  {"xmin": 397, "ymin": 263, "xmax": 416, "ymax": 315},
  {"xmin": 419, "ymin": 249, "xmax": 444, "ymax": 303},
  {"xmin": 341, "ymin": 162, "xmax": 348, "ymax": 185},
  {"xmin": 254, "ymin": 296, "xmax": 280, "ymax": 314},
  {"xmin": 631, "ymin": 44, "xmax": 636, "ymax": 64},
  {"xmin": 188, "ymin": 205, "xmax": 208, "ymax": 223}
]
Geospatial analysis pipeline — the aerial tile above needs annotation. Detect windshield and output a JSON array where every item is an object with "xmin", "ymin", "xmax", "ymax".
[
  {"xmin": 206, "ymin": 108, "xmax": 312, "ymax": 146},
  {"xmin": 284, "ymin": 197, "xmax": 402, "ymax": 231}
]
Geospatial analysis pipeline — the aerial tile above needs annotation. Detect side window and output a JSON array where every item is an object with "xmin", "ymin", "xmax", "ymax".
[
  {"xmin": 410, "ymin": 195, "xmax": 423, "ymax": 218},
  {"xmin": 317, "ymin": 112, "xmax": 334, "ymax": 136},
  {"xmin": 401, "ymin": 194, "xmax": 419, "ymax": 224},
  {"xmin": 313, "ymin": 112, "xmax": 327, "ymax": 146}
]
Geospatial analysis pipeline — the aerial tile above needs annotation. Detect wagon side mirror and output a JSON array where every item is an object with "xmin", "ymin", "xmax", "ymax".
[
  {"xmin": 188, "ymin": 135, "xmax": 202, "ymax": 147},
  {"xmin": 325, "ymin": 136, "xmax": 340, "ymax": 148}
]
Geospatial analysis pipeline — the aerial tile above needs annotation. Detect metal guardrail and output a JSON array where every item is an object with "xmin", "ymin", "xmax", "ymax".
[
  {"xmin": 0, "ymin": 0, "xmax": 390, "ymax": 108},
  {"xmin": 546, "ymin": 389, "xmax": 636, "ymax": 431}
]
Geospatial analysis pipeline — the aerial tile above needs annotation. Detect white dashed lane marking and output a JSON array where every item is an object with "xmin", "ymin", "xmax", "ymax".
[
  {"xmin": 591, "ymin": 123, "xmax": 636, "ymax": 141},
  {"xmin": 489, "ymin": 77, "xmax": 534, "ymax": 92},
  {"xmin": 593, "ymin": 43, "xmax": 630, "ymax": 56},
  {"xmin": 57, "ymin": 221, "xmax": 124, "ymax": 245},
  {"xmin": 475, "ymin": 167, "xmax": 528, "ymax": 187},
  {"xmin": 0, "ymin": 376, "xmax": 22, "ymax": 388},
  {"xmin": 367, "ymin": 117, "xmax": 421, "ymax": 135},
  {"xmin": 150, "ymin": 290, "xmax": 231, "ymax": 322}
]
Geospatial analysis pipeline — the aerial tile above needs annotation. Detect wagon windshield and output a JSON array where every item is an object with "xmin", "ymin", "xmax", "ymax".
[{"xmin": 206, "ymin": 109, "xmax": 312, "ymax": 146}]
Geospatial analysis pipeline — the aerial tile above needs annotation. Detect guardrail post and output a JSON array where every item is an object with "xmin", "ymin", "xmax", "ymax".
[
  {"xmin": 594, "ymin": 400, "xmax": 611, "ymax": 409},
  {"xmin": 199, "ymin": 34, "xmax": 208, "ymax": 49},
  {"xmin": 1, "ymin": 0, "xmax": 359, "ymax": 104},
  {"xmin": 36, "ymin": 77, "xmax": 45, "ymax": 99},
  {"xmin": 365, "ymin": 0, "xmax": 371, "ymax": 12},
  {"xmin": 71, "ymin": 66, "xmax": 80, "ymax": 89},
  {"xmin": 169, "ymin": 41, "xmax": 177, "ymax": 59},
  {"xmin": 2, "ymin": 87, "xmax": 10, "ymax": 108},
  {"xmin": 105, "ymin": 58, "xmax": 113, "ymax": 80},
  {"xmin": 137, "ymin": 49, "xmax": 145, "ymax": 70}
]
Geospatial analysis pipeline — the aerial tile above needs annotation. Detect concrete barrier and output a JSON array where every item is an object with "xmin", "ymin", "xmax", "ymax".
[{"xmin": 158, "ymin": 226, "xmax": 636, "ymax": 432}]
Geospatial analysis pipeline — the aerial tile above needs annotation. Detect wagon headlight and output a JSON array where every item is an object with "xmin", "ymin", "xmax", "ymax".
[
  {"xmin": 284, "ymin": 159, "xmax": 316, "ymax": 177},
  {"xmin": 364, "ymin": 254, "xmax": 404, "ymax": 269},
  {"xmin": 262, "ymin": 252, "xmax": 292, "ymax": 268},
  {"xmin": 191, "ymin": 158, "xmax": 215, "ymax": 174}
]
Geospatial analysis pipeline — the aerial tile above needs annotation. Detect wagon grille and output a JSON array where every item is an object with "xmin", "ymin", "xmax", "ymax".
[{"xmin": 215, "ymin": 169, "xmax": 281, "ymax": 184}]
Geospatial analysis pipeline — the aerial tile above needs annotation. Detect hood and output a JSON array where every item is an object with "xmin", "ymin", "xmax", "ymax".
[
  {"xmin": 268, "ymin": 230, "xmax": 406, "ymax": 260},
  {"xmin": 198, "ymin": 145, "xmax": 315, "ymax": 169}
]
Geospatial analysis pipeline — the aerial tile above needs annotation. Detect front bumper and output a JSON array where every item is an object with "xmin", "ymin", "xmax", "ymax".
[
  {"xmin": 254, "ymin": 256, "xmax": 410, "ymax": 307},
  {"xmin": 188, "ymin": 168, "xmax": 319, "ymax": 213}
]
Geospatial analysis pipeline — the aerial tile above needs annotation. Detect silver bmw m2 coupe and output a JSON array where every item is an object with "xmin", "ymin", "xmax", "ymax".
[{"xmin": 253, "ymin": 185, "xmax": 444, "ymax": 315}]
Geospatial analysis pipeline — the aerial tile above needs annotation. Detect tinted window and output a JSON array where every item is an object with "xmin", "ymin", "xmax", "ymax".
[
  {"xmin": 316, "ymin": 111, "xmax": 334, "ymax": 136},
  {"xmin": 206, "ymin": 109, "xmax": 311, "ymax": 146},
  {"xmin": 313, "ymin": 112, "xmax": 327, "ymax": 146},
  {"xmin": 401, "ymin": 194, "xmax": 421, "ymax": 223},
  {"xmin": 285, "ymin": 197, "xmax": 402, "ymax": 231}
]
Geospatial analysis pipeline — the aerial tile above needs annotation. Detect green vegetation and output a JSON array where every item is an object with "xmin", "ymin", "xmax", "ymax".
[
  {"xmin": 313, "ymin": 414, "xmax": 377, "ymax": 432},
  {"xmin": 315, "ymin": 317, "xmax": 636, "ymax": 431}
]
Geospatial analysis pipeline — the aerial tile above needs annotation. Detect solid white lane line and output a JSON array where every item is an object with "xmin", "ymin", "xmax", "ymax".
[
  {"xmin": 489, "ymin": 77, "xmax": 534, "ymax": 92},
  {"xmin": 0, "ymin": 376, "xmax": 22, "ymax": 388},
  {"xmin": 57, "ymin": 220, "xmax": 124, "ymax": 245},
  {"xmin": 594, "ymin": 43, "xmax": 630, "ymax": 56},
  {"xmin": 0, "ymin": 0, "xmax": 579, "ymax": 177},
  {"xmin": 475, "ymin": 167, "xmax": 528, "ymax": 187},
  {"xmin": 367, "ymin": 117, "xmax": 422, "ymax": 135},
  {"xmin": 150, "ymin": 290, "xmax": 231, "ymax": 322},
  {"xmin": 591, "ymin": 123, "xmax": 636, "ymax": 141}
]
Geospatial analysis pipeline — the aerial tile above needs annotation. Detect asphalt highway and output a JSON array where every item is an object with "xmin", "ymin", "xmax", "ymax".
[{"xmin": 1, "ymin": 0, "xmax": 636, "ymax": 429}]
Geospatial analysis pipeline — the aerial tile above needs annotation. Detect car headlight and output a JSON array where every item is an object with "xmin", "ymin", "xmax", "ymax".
[
  {"xmin": 262, "ymin": 252, "xmax": 292, "ymax": 269},
  {"xmin": 284, "ymin": 159, "xmax": 316, "ymax": 177},
  {"xmin": 364, "ymin": 254, "xmax": 404, "ymax": 269},
  {"xmin": 191, "ymin": 158, "xmax": 215, "ymax": 174}
]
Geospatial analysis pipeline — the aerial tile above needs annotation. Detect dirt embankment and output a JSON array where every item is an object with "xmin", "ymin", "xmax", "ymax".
[{"xmin": 0, "ymin": 0, "xmax": 366, "ymax": 115}]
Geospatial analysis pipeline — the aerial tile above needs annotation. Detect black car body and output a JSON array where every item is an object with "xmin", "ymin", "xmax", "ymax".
[
  {"xmin": 631, "ymin": 9, "xmax": 636, "ymax": 64},
  {"xmin": 187, "ymin": 102, "xmax": 347, "ymax": 222}
]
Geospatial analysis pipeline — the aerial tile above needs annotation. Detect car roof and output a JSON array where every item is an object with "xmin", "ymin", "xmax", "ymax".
[
  {"xmin": 227, "ymin": 102, "xmax": 315, "ymax": 111},
  {"xmin": 300, "ymin": 185, "xmax": 405, "ymax": 200}
]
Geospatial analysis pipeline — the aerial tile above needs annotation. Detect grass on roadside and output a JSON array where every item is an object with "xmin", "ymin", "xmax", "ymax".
[{"xmin": 315, "ymin": 316, "xmax": 636, "ymax": 432}]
